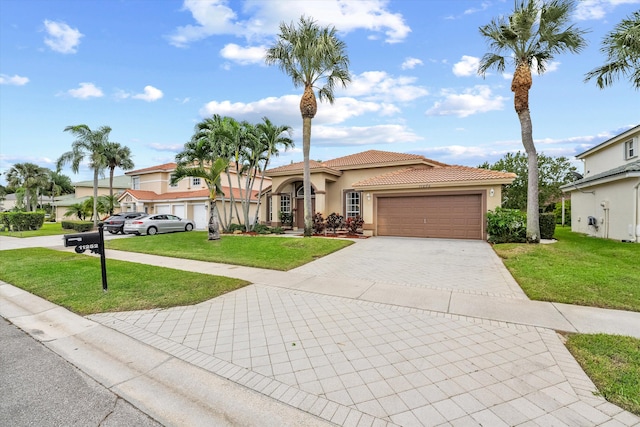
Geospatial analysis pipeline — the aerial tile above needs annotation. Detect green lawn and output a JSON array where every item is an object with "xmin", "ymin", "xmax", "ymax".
[
  {"xmin": 493, "ymin": 227, "xmax": 640, "ymax": 312},
  {"xmin": 0, "ymin": 248, "xmax": 249, "ymax": 315},
  {"xmin": 0, "ymin": 222, "xmax": 71, "ymax": 237},
  {"xmin": 566, "ymin": 334, "xmax": 640, "ymax": 415},
  {"xmin": 105, "ymin": 232, "xmax": 353, "ymax": 270}
]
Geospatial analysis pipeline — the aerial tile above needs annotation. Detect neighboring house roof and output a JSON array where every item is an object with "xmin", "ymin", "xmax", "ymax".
[
  {"xmin": 354, "ymin": 166, "xmax": 516, "ymax": 188},
  {"xmin": 74, "ymin": 175, "xmax": 131, "ymax": 189},
  {"xmin": 561, "ymin": 160, "xmax": 640, "ymax": 190},
  {"xmin": 119, "ymin": 186, "xmax": 259, "ymax": 203},
  {"xmin": 126, "ymin": 163, "xmax": 177, "ymax": 175},
  {"xmin": 575, "ymin": 124, "xmax": 640, "ymax": 159},
  {"xmin": 53, "ymin": 195, "xmax": 91, "ymax": 207}
]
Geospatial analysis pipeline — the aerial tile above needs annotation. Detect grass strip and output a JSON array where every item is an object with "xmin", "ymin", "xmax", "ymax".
[
  {"xmin": 0, "ymin": 248, "xmax": 249, "ymax": 315},
  {"xmin": 0, "ymin": 222, "xmax": 72, "ymax": 238},
  {"xmin": 493, "ymin": 227, "xmax": 640, "ymax": 311},
  {"xmin": 566, "ymin": 333, "xmax": 640, "ymax": 415},
  {"xmin": 105, "ymin": 232, "xmax": 353, "ymax": 270}
]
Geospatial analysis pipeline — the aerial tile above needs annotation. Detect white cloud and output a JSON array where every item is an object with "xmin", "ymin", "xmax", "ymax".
[
  {"xmin": 311, "ymin": 124, "xmax": 423, "ymax": 146},
  {"xmin": 401, "ymin": 57, "xmax": 423, "ymax": 70},
  {"xmin": 453, "ymin": 56, "xmax": 480, "ymax": 77},
  {"xmin": 148, "ymin": 142, "xmax": 185, "ymax": 152},
  {"xmin": 66, "ymin": 82, "xmax": 103, "ymax": 99},
  {"xmin": 169, "ymin": 0, "xmax": 410, "ymax": 47},
  {"xmin": 574, "ymin": 0, "xmax": 640, "ymax": 20},
  {"xmin": 132, "ymin": 85, "xmax": 164, "ymax": 102},
  {"xmin": 342, "ymin": 71, "xmax": 428, "ymax": 102},
  {"xmin": 43, "ymin": 20, "xmax": 83, "ymax": 54},
  {"xmin": 463, "ymin": 2, "xmax": 491, "ymax": 15},
  {"xmin": 426, "ymin": 85, "xmax": 506, "ymax": 117},
  {"xmin": 0, "ymin": 74, "xmax": 29, "ymax": 85},
  {"xmin": 220, "ymin": 43, "xmax": 266, "ymax": 65}
]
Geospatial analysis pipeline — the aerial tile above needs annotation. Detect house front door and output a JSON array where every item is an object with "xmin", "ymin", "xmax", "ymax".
[{"xmin": 295, "ymin": 197, "xmax": 316, "ymax": 229}]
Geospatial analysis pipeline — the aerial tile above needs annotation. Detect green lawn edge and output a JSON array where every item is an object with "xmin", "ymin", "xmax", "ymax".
[{"xmin": 0, "ymin": 247, "xmax": 249, "ymax": 315}]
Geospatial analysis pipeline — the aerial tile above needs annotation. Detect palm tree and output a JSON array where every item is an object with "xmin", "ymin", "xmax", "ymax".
[
  {"xmin": 266, "ymin": 16, "xmax": 351, "ymax": 236},
  {"xmin": 65, "ymin": 202, "xmax": 90, "ymax": 220},
  {"xmin": 171, "ymin": 157, "xmax": 227, "ymax": 240},
  {"xmin": 57, "ymin": 125, "xmax": 112, "ymax": 228},
  {"xmin": 5, "ymin": 163, "xmax": 48, "ymax": 212},
  {"xmin": 103, "ymin": 142, "xmax": 134, "ymax": 215},
  {"xmin": 255, "ymin": 117, "xmax": 294, "ymax": 226},
  {"xmin": 585, "ymin": 10, "xmax": 640, "ymax": 90},
  {"xmin": 478, "ymin": 0, "xmax": 586, "ymax": 243}
]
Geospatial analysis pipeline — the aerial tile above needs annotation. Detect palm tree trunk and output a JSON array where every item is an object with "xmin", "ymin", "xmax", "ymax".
[
  {"xmin": 517, "ymin": 109, "xmax": 540, "ymax": 243},
  {"xmin": 109, "ymin": 167, "xmax": 115, "ymax": 215},
  {"xmin": 208, "ymin": 198, "xmax": 221, "ymax": 240},
  {"xmin": 254, "ymin": 154, "xmax": 270, "ymax": 227},
  {"xmin": 302, "ymin": 116, "xmax": 312, "ymax": 237}
]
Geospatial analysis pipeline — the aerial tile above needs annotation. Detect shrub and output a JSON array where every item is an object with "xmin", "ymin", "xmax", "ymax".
[
  {"xmin": 279, "ymin": 211, "xmax": 293, "ymax": 227},
  {"xmin": 539, "ymin": 213, "xmax": 556, "ymax": 239},
  {"xmin": 554, "ymin": 199, "xmax": 571, "ymax": 226},
  {"xmin": 225, "ymin": 223, "xmax": 245, "ymax": 233},
  {"xmin": 0, "ymin": 211, "xmax": 45, "ymax": 231},
  {"xmin": 312, "ymin": 212, "xmax": 325, "ymax": 234},
  {"xmin": 486, "ymin": 207, "xmax": 526, "ymax": 243},
  {"xmin": 271, "ymin": 226, "xmax": 285, "ymax": 235},
  {"xmin": 60, "ymin": 220, "xmax": 94, "ymax": 232},
  {"xmin": 345, "ymin": 216, "xmax": 364, "ymax": 234},
  {"xmin": 325, "ymin": 212, "xmax": 344, "ymax": 234},
  {"xmin": 252, "ymin": 223, "xmax": 271, "ymax": 234}
]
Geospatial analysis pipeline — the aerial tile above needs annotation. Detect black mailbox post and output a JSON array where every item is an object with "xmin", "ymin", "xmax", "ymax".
[{"xmin": 63, "ymin": 223, "xmax": 108, "ymax": 291}]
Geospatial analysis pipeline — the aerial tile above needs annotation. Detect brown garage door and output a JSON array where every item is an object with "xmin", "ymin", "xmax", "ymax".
[{"xmin": 377, "ymin": 194, "xmax": 482, "ymax": 239}]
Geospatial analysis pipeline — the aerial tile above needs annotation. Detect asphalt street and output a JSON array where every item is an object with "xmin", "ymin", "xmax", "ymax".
[{"xmin": 0, "ymin": 316, "xmax": 161, "ymax": 427}]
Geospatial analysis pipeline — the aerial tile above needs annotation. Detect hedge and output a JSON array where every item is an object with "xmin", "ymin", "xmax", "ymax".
[
  {"xmin": 60, "ymin": 220, "xmax": 94, "ymax": 232},
  {"xmin": 0, "ymin": 211, "xmax": 45, "ymax": 231},
  {"xmin": 539, "ymin": 212, "xmax": 556, "ymax": 239}
]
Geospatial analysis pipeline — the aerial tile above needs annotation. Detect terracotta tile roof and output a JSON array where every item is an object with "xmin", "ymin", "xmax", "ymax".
[
  {"xmin": 266, "ymin": 150, "xmax": 448, "ymax": 175},
  {"xmin": 127, "ymin": 163, "xmax": 177, "ymax": 175},
  {"xmin": 353, "ymin": 166, "xmax": 516, "ymax": 187},
  {"xmin": 120, "ymin": 186, "xmax": 258, "ymax": 202},
  {"xmin": 266, "ymin": 160, "xmax": 329, "ymax": 174},
  {"xmin": 324, "ymin": 150, "xmax": 447, "ymax": 168}
]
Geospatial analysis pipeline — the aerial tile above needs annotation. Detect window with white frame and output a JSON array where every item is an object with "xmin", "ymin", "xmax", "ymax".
[
  {"xmin": 132, "ymin": 176, "xmax": 140, "ymax": 190},
  {"xmin": 345, "ymin": 191, "xmax": 361, "ymax": 218},
  {"xmin": 268, "ymin": 195, "xmax": 273, "ymax": 222},
  {"xmin": 280, "ymin": 194, "xmax": 291, "ymax": 213},
  {"xmin": 625, "ymin": 138, "xmax": 637, "ymax": 159},
  {"xmin": 192, "ymin": 177, "xmax": 201, "ymax": 187},
  {"xmin": 169, "ymin": 174, "xmax": 178, "ymax": 187}
]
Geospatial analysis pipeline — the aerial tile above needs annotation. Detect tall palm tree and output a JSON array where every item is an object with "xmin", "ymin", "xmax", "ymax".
[
  {"xmin": 266, "ymin": 16, "xmax": 351, "ymax": 236},
  {"xmin": 5, "ymin": 163, "xmax": 48, "ymax": 212},
  {"xmin": 255, "ymin": 117, "xmax": 294, "ymax": 226},
  {"xmin": 478, "ymin": 0, "xmax": 586, "ymax": 243},
  {"xmin": 103, "ymin": 142, "xmax": 134, "ymax": 215},
  {"xmin": 171, "ymin": 157, "xmax": 227, "ymax": 240},
  {"xmin": 585, "ymin": 10, "xmax": 640, "ymax": 90},
  {"xmin": 57, "ymin": 125, "xmax": 112, "ymax": 227}
]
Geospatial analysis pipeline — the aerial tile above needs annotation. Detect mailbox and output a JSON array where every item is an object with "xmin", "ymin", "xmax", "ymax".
[{"xmin": 63, "ymin": 232, "xmax": 102, "ymax": 254}]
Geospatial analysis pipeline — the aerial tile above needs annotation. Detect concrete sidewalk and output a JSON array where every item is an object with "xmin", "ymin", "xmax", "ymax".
[{"xmin": 2, "ymin": 235, "xmax": 640, "ymax": 426}]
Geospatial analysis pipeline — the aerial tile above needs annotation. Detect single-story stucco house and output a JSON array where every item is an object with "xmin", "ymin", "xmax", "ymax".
[
  {"xmin": 561, "ymin": 124, "xmax": 640, "ymax": 242},
  {"xmin": 260, "ymin": 150, "xmax": 516, "ymax": 240},
  {"xmin": 52, "ymin": 175, "xmax": 131, "ymax": 221}
]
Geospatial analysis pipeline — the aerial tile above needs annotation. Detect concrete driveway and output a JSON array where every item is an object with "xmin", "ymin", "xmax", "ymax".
[{"xmin": 82, "ymin": 236, "xmax": 638, "ymax": 426}]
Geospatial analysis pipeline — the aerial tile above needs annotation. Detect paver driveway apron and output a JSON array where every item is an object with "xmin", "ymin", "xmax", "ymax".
[{"xmin": 90, "ymin": 237, "xmax": 639, "ymax": 426}]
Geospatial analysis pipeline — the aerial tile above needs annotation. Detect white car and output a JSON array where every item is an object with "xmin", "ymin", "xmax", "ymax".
[{"xmin": 123, "ymin": 214, "xmax": 195, "ymax": 236}]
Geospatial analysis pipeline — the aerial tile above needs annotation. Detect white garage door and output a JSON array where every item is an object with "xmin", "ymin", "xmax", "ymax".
[
  {"xmin": 193, "ymin": 204, "xmax": 208, "ymax": 230},
  {"xmin": 173, "ymin": 205, "xmax": 185, "ymax": 219},
  {"xmin": 156, "ymin": 205, "xmax": 171, "ymax": 214}
]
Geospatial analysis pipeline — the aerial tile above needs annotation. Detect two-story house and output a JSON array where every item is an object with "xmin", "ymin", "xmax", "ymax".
[
  {"xmin": 118, "ymin": 163, "xmax": 267, "ymax": 229},
  {"xmin": 260, "ymin": 150, "xmax": 516, "ymax": 240},
  {"xmin": 561, "ymin": 125, "xmax": 640, "ymax": 242}
]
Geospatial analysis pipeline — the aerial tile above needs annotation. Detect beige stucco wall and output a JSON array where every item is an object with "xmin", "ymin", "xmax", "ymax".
[
  {"xmin": 581, "ymin": 131, "xmax": 639, "ymax": 177},
  {"xmin": 570, "ymin": 178, "xmax": 640, "ymax": 242}
]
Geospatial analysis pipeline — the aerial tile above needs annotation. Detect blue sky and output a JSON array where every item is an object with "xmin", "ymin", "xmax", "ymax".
[{"xmin": 1, "ymin": 0, "xmax": 638, "ymax": 185}]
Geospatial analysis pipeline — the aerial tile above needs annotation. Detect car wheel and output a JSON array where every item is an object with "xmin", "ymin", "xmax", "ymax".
[
  {"xmin": 147, "ymin": 226, "xmax": 158, "ymax": 235},
  {"xmin": 185, "ymin": 223, "xmax": 193, "ymax": 232},
  {"xmin": 108, "ymin": 230, "xmax": 117, "ymax": 234}
]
